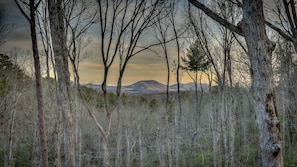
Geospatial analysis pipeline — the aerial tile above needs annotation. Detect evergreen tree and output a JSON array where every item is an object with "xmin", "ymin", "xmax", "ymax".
[{"xmin": 181, "ymin": 40, "xmax": 210, "ymax": 72}]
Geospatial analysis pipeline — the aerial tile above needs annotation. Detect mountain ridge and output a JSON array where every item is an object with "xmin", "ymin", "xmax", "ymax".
[{"xmin": 85, "ymin": 80, "xmax": 209, "ymax": 94}]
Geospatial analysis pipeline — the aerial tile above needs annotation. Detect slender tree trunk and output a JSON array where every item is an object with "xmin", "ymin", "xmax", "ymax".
[
  {"xmin": 222, "ymin": 95, "xmax": 228, "ymax": 167},
  {"xmin": 216, "ymin": 88, "xmax": 223, "ymax": 167},
  {"xmin": 230, "ymin": 95, "xmax": 236, "ymax": 167},
  {"xmin": 166, "ymin": 122, "xmax": 173, "ymax": 167},
  {"xmin": 195, "ymin": 71, "xmax": 199, "ymax": 127},
  {"xmin": 74, "ymin": 81, "xmax": 82, "ymax": 167},
  {"xmin": 14, "ymin": 0, "xmax": 49, "ymax": 166},
  {"xmin": 69, "ymin": 61, "xmax": 82, "ymax": 167},
  {"xmin": 172, "ymin": 19, "xmax": 181, "ymax": 167},
  {"xmin": 48, "ymin": 1, "xmax": 75, "ymax": 166},
  {"xmin": 210, "ymin": 96, "xmax": 217, "ymax": 167},
  {"xmin": 125, "ymin": 129, "xmax": 130, "ymax": 167},
  {"xmin": 102, "ymin": 136, "xmax": 110, "ymax": 167},
  {"xmin": 115, "ymin": 117, "xmax": 123, "ymax": 167},
  {"xmin": 102, "ymin": 69, "xmax": 109, "ymax": 114},
  {"xmin": 31, "ymin": 116, "xmax": 38, "ymax": 166},
  {"xmin": 242, "ymin": 1, "xmax": 283, "ymax": 166},
  {"xmin": 29, "ymin": 1, "xmax": 49, "ymax": 166},
  {"xmin": 102, "ymin": 68, "xmax": 112, "ymax": 167},
  {"xmin": 138, "ymin": 126, "xmax": 144, "ymax": 167},
  {"xmin": 8, "ymin": 104, "xmax": 16, "ymax": 167},
  {"xmin": 163, "ymin": 39, "xmax": 173, "ymax": 167}
]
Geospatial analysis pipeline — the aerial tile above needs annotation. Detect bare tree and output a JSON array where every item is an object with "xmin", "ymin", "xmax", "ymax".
[
  {"xmin": 265, "ymin": 0, "xmax": 297, "ymax": 51},
  {"xmin": 63, "ymin": 1, "xmax": 97, "ymax": 166},
  {"xmin": 94, "ymin": 1, "xmax": 168, "ymax": 166},
  {"xmin": 267, "ymin": 0, "xmax": 297, "ymax": 152},
  {"xmin": 35, "ymin": 2, "xmax": 63, "ymax": 166},
  {"xmin": 189, "ymin": 0, "xmax": 283, "ymax": 166},
  {"xmin": 153, "ymin": 10, "xmax": 173, "ymax": 167},
  {"xmin": 186, "ymin": 5, "xmax": 233, "ymax": 165},
  {"xmin": 14, "ymin": 1, "xmax": 49, "ymax": 166},
  {"xmin": 153, "ymin": 2, "xmax": 187, "ymax": 166},
  {"xmin": 168, "ymin": 5, "xmax": 185, "ymax": 167},
  {"xmin": 47, "ymin": 0, "xmax": 75, "ymax": 166}
]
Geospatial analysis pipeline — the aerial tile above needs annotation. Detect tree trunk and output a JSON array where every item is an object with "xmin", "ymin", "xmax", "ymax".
[
  {"xmin": 138, "ymin": 126, "xmax": 144, "ymax": 167},
  {"xmin": 242, "ymin": 1, "xmax": 283, "ymax": 166},
  {"xmin": 125, "ymin": 129, "xmax": 130, "ymax": 167},
  {"xmin": 8, "ymin": 103, "xmax": 16, "ymax": 167},
  {"xmin": 29, "ymin": 1, "xmax": 49, "ymax": 166},
  {"xmin": 172, "ymin": 18, "xmax": 181, "ymax": 167},
  {"xmin": 48, "ymin": 1, "xmax": 75, "ymax": 166},
  {"xmin": 195, "ymin": 72, "xmax": 199, "ymax": 127},
  {"xmin": 14, "ymin": 0, "xmax": 49, "ymax": 166},
  {"xmin": 115, "ymin": 118, "xmax": 123, "ymax": 167},
  {"xmin": 216, "ymin": 88, "xmax": 223, "ymax": 167},
  {"xmin": 210, "ymin": 96, "xmax": 217, "ymax": 167},
  {"xmin": 102, "ymin": 136, "xmax": 110, "ymax": 167},
  {"xmin": 230, "ymin": 95, "xmax": 236, "ymax": 167},
  {"xmin": 222, "ymin": 95, "xmax": 228, "ymax": 167},
  {"xmin": 74, "ymin": 84, "xmax": 82, "ymax": 167}
]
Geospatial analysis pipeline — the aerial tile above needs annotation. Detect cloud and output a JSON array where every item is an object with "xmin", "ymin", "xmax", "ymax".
[{"xmin": 0, "ymin": 0, "xmax": 201, "ymax": 86}]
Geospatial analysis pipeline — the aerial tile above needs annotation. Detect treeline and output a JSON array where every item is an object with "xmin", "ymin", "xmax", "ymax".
[{"xmin": 0, "ymin": 53, "xmax": 296, "ymax": 166}]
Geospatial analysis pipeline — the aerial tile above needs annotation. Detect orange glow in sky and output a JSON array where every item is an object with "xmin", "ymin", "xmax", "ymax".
[{"xmin": 0, "ymin": 0, "xmax": 210, "ymax": 86}]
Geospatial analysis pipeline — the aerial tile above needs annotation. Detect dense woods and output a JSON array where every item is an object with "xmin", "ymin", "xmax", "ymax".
[{"xmin": 1, "ymin": 0, "xmax": 297, "ymax": 166}]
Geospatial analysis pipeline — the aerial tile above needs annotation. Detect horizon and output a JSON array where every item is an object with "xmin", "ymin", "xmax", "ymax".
[{"xmin": 83, "ymin": 79, "xmax": 210, "ymax": 87}]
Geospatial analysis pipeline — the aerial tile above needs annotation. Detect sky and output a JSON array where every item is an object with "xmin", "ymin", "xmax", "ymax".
[{"xmin": 0, "ymin": 0, "xmax": 206, "ymax": 86}]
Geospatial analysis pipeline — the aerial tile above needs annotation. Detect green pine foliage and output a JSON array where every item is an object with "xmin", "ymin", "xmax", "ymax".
[{"xmin": 181, "ymin": 40, "xmax": 210, "ymax": 72}]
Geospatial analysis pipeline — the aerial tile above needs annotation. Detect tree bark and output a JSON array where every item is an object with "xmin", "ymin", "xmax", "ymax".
[
  {"xmin": 242, "ymin": 1, "xmax": 283, "ymax": 166},
  {"xmin": 48, "ymin": 1, "xmax": 75, "ymax": 166},
  {"xmin": 125, "ymin": 129, "xmax": 130, "ymax": 167},
  {"xmin": 189, "ymin": 0, "xmax": 283, "ymax": 166},
  {"xmin": 102, "ymin": 136, "xmax": 110, "ymax": 167},
  {"xmin": 8, "ymin": 100, "xmax": 16, "ymax": 167},
  {"xmin": 29, "ymin": 1, "xmax": 49, "ymax": 166},
  {"xmin": 230, "ymin": 95, "xmax": 236, "ymax": 167},
  {"xmin": 138, "ymin": 126, "xmax": 144, "ymax": 167},
  {"xmin": 14, "ymin": 0, "xmax": 49, "ymax": 166}
]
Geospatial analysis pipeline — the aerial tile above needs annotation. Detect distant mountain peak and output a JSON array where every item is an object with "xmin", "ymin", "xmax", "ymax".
[
  {"xmin": 131, "ymin": 80, "xmax": 162, "ymax": 85},
  {"xmin": 126, "ymin": 80, "xmax": 166, "ymax": 92}
]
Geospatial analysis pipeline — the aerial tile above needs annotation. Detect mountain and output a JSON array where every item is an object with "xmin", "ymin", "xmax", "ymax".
[
  {"xmin": 123, "ymin": 80, "xmax": 167, "ymax": 94},
  {"xmin": 85, "ymin": 80, "xmax": 209, "ymax": 94}
]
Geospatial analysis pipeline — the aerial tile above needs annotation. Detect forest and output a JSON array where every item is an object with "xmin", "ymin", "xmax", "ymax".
[{"xmin": 0, "ymin": 0, "xmax": 297, "ymax": 167}]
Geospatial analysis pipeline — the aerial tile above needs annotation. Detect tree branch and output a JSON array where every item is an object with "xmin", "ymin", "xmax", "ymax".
[
  {"xmin": 14, "ymin": 0, "xmax": 31, "ymax": 23},
  {"xmin": 265, "ymin": 20, "xmax": 293, "ymax": 41},
  {"xmin": 189, "ymin": 0, "xmax": 296, "ymax": 43},
  {"xmin": 188, "ymin": 0, "xmax": 243, "ymax": 36}
]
